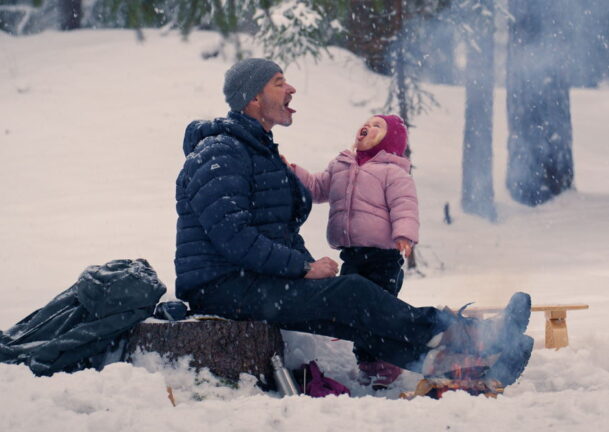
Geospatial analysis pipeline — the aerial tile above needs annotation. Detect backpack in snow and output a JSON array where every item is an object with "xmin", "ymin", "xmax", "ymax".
[{"xmin": 0, "ymin": 258, "xmax": 166, "ymax": 376}]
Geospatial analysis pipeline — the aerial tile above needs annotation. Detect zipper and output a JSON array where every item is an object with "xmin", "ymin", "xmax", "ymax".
[{"xmin": 344, "ymin": 164, "xmax": 359, "ymax": 246}]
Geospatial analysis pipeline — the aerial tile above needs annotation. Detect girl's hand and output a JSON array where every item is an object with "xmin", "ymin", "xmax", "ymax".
[
  {"xmin": 395, "ymin": 237, "xmax": 413, "ymax": 257},
  {"xmin": 279, "ymin": 153, "xmax": 297, "ymax": 170}
]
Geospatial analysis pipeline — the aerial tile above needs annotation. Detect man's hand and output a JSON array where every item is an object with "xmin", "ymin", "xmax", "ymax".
[
  {"xmin": 395, "ymin": 237, "xmax": 413, "ymax": 258},
  {"xmin": 304, "ymin": 257, "xmax": 339, "ymax": 279}
]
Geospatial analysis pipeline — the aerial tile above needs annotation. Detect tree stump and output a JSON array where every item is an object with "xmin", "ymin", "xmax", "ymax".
[{"xmin": 124, "ymin": 318, "xmax": 284, "ymax": 385}]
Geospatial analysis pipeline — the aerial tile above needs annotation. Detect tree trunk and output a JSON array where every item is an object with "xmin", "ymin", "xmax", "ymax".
[
  {"xmin": 568, "ymin": 0, "xmax": 609, "ymax": 88},
  {"xmin": 125, "ymin": 319, "xmax": 284, "ymax": 385},
  {"xmin": 506, "ymin": 0, "xmax": 574, "ymax": 206},
  {"xmin": 461, "ymin": 0, "xmax": 497, "ymax": 221},
  {"xmin": 59, "ymin": 0, "xmax": 82, "ymax": 30},
  {"xmin": 395, "ymin": 38, "xmax": 409, "ymax": 127},
  {"xmin": 346, "ymin": 0, "xmax": 403, "ymax": 75}
]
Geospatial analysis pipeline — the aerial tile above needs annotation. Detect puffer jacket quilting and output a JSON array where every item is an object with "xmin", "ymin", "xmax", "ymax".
[
  {"xmin": 292, "ymin": 150, "xmax": 419, "ymax": 250},
  {"xmin": 175, "ymin": 111, "xmax": 313, "ymax": 300}
]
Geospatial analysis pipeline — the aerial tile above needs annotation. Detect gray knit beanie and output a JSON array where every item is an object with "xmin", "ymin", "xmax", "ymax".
[{"xmin": 223, "ymin": 58, "xmax": 283, "ymax": 111}]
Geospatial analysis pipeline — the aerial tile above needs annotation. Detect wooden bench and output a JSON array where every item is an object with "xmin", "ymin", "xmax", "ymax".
[{"xmin": 461, "ymin": 304, "xmax": 589, "ymax": 349}]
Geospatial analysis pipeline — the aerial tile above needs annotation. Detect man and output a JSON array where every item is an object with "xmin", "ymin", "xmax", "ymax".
[{"xmin": 174, "ymin": 58, "xmax": 533, "ymax": 388}]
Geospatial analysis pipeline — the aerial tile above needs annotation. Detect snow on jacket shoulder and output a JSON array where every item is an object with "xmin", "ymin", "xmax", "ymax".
[
  {"xmin": 175, "ymin": 111, "xmax": 313, "ymax": 300},
  {"xmin": 292, "ymin": 150, "xmax": 419, "ymax": 250}
]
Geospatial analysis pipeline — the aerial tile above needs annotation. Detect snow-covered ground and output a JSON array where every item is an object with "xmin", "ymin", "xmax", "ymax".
[{"xmin": 1, "ymin": 30, "xmax": 608, "ymax": 431}]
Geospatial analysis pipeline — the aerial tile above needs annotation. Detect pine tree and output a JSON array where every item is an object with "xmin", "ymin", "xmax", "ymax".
[
  {"xmin": 506, "ymin": 0, "xmax": 574, "ymax": 206},
  {"xmin": 254, "ymin": 0, "xmax": 346, "ymax": 66},
  {"xmin": 460, "ymin": 0, "xmax": 496, "ymax": 220},
  {"xmin": 83, "ymin": 1, "xmax": 446, "ymax": 126}
]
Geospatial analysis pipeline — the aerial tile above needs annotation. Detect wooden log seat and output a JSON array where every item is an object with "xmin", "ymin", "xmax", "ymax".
[{"xmin": 124, "ymin": 316, "xmax": 284, "ymax": 384}]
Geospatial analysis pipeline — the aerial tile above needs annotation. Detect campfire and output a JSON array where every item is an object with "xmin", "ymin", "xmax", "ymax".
[
  {"xmin": 400, "ymin": 351, "xmax": 505, "ymax": 399},
  {"xmin": 400, "ymin": 377, "xmax": 505, "ymax": 400}
]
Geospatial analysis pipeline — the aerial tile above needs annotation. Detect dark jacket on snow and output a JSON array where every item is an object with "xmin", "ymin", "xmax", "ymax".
[
  {"xmin": 0, "ymin": 259, "xmax": 166, "ymax": 376},
  {"xmin": 175, "ymin": 111, "xmax": 314, "ymax": 300}
]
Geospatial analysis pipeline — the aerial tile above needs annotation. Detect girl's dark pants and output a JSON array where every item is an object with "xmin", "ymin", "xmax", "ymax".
[
  {"xmin": 188, "ymin": 268, "xmax": 450, "ymax": 372},
  {"xmin": 339, "ymin": 246, "xmax": 405, "ymax": 363}
]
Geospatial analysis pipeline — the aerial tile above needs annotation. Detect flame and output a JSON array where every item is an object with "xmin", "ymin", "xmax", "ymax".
[
  {"xmin": 449, "ymin": 355, "xmax": 488, "ymax": 380},
  {"xmin": 403, "ymin": 377, "xmax": 505, "ymax": 400},
  {"xmin": 414, "ymin": 350, "xmax": 504, "ymax": 399}
]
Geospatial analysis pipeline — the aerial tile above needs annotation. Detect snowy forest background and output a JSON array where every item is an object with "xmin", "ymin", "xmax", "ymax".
[
  {"xmin": 3, "ymin": 0, "xmax": 609, "ymax": 219},
  {"xmin": 1, "ymin": 1, "xmax": 609, "ymax": 431}
]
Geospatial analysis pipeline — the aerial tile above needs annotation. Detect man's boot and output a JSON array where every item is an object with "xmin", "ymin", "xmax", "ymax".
[
  {"xmin": 432, "ymin": 292, "xmax": 532, "ymax": 356},
  {"xmin": 486, "ymin": 333, "xmax": 534, "ymax": 386},
  {"xmin": 421, "ymin": 292, "xmax": 533, "ymax": 385}
]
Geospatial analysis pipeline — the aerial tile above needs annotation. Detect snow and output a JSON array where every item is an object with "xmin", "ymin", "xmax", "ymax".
[{"xmin": 1, "ymin": 29, "xmax": 609, "ymax": 431}]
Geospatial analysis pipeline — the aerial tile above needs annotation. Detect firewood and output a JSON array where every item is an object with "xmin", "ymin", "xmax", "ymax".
[{"xmin": 400, "ymin": 378, "xmax": 504, "ymax": 400}]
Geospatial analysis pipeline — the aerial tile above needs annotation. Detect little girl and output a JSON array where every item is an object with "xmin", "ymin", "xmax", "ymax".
[{"xmin": 290, "ymin": 114, "xmax": 419, "ymax": 389}]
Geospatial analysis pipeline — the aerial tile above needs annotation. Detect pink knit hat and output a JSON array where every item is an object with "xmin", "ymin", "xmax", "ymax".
[{"xmin": 356, "ymin": 114, "xmax": 408, "ymax": 165}]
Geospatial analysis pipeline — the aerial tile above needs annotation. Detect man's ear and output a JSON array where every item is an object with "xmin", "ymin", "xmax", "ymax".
[
  {"xmin": 244, "ymin": 93, "xmax": 263, "ymax": 114},
  {"xmin": 250, "ymin": 92, "xmax": 263, "ymax": 105},
  {"xmin": 243, "ymin": 97, "xmax": 260, "ymax": 117}
]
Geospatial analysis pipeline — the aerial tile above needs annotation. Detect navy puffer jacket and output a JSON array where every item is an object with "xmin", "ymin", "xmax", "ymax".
[{"xmin": 175, "ymin": 111, "xmax": 314, "ymax": 300}]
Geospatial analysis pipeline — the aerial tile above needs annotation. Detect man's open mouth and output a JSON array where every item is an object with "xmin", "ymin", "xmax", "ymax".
[{"xmin": 285, "ymin": 100, "xmax": 296, "ymax": 114}]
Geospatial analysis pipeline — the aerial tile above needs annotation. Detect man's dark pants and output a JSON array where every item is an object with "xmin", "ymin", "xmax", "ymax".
[
  {"xmin": 188, "ymin": 272, "xmax": 450, "ymax": 371},
  {"xmin": 339, "ymin": 247, "xmax": 406, "ymax": 364}
]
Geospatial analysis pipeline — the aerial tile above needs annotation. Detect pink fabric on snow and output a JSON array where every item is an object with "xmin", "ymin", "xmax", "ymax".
[
  {"xmin": 358, "ymin": 360, "xmax": 403, "ymax": 388},
  {"xmin": 292, "ymin": 150, "xmax": 419, "ymax": 250}
]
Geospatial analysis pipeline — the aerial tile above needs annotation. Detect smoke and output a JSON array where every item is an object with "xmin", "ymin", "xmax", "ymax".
[{"xmin": 404, "ymin": 292, "xmax": 534, "ymax": 387}]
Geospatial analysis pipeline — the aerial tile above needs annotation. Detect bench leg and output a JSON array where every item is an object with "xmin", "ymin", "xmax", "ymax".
[{"xmin": 545, "ymin": 310, "xmax": 568, "ymax": 349}]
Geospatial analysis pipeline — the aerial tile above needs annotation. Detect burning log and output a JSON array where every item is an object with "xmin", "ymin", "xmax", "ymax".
[
  {"xmin": 400, "ymin": 350, "xmax": 505, "ymax": 399},
  {"xmin": 400, "ymin": 377, "xmax": 505, "ymax": 400}
]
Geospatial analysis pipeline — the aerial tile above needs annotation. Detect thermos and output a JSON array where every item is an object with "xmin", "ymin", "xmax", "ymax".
[{"xmin": 271, "ymin": 354, "xmax": 299, "ymax": 396}]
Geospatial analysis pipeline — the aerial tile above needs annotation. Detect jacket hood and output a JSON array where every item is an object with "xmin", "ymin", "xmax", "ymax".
[
  {"xmin": 356, "ymin": 114, "xmax": 408, "ymax": 165},
  {"xmin": 337, "ymin": 149, "xmax": 411, "ymax": 172},
  {"xmin": 182, "ymin": 111, "xmax": 275, "ymax": 157}
]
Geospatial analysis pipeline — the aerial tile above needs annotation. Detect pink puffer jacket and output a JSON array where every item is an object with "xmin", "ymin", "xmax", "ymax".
[{"xmin": 292, "ymin": 150, "xmax": 419, "ymax": 250}]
